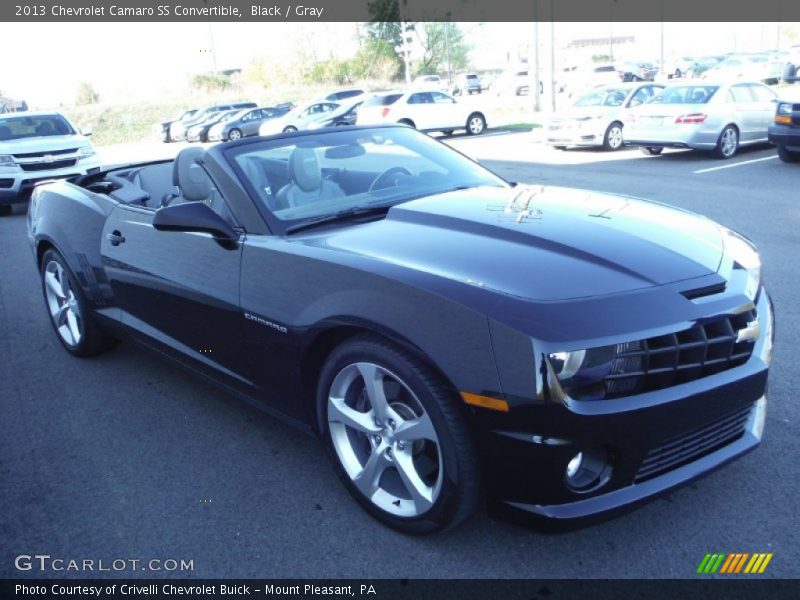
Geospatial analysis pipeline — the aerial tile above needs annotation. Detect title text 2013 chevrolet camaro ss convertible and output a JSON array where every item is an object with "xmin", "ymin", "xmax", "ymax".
[{"xmin": 27, "ymin": 126, "xmax": 774, "ymax": 534}]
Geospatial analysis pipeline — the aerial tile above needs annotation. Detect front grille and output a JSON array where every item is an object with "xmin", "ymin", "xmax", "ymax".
[
  {"xmin": 635, "ymin": 405, "xmax": 752, "ymax": 482},
  {"xmin": 12, "ymin": 148, "xmax": 78, "ymax": 159},
  {"xmin": 19, "ymin": 159, "xmax": 77, "ymax": 172},
  {"xmin": 604, "ymin": 309, "xmax": 757, "ymax": 398}
]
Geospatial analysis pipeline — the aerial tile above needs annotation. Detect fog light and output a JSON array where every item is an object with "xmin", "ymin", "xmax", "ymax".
[
  {"xmin": 565, "ymin": 447, "xmax": 610, "ymax": 492},
  {"xmin": 566, "ymin": 452, "xmax": 583, "ymax": 478}
]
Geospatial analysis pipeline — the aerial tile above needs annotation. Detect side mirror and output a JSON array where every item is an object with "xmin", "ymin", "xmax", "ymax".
[{"xmin": 153, "ymin": 201, "xmax": 239, "ymax": 244}]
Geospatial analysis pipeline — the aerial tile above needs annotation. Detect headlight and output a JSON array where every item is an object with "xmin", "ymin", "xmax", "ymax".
[
  {"xmin": 548, "ymin": 346, "xmax": 616, "ymax": 400},
  {"xmin": 0, "ymin": 155, "xmax": 16, "ymax": 168},
  {"xmin": 776, "ymin": 103, "xmax": 792, "ymax": 115},
  {"xmin": 722, "ymin": 227, "xmax": 761, "ymax": 298},
  {"xmin": 77, "ymin": 146, "xmax": 95, "ymax": 160}
]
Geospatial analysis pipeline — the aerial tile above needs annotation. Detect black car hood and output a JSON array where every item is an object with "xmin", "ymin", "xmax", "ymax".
[{"xmin": 315, "ymin": 186, "xmax": 724, "ymax": 301}]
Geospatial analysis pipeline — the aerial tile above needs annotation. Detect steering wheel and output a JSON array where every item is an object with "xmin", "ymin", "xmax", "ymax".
[{"xmin": 369, "ymin": 167, "xmax": 413, "ymax": 192}]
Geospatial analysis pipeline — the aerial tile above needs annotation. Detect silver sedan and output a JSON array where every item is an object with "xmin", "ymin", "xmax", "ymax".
[
  {"xmin": 624, "ymin": 81, "xmax": 777, "ymax": 158},
  {"xmin": 545, "ymin": 83, "xmax": 664, "ymax": 150}
]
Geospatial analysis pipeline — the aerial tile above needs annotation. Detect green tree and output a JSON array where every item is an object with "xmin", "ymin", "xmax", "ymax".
[{"xmin": 415, "ymin": 23, "xmax": 470, "ymax": 76}]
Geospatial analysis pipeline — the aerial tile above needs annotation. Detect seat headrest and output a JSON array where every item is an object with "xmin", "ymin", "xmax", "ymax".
[
  {"xmin": 173, "ymin": 147, "xmax": 211, "ymax": 201},
  {"xmin": 287, "ymin": 146, "xmax": 321, "ymax": 192},
  {"xmin": 35, "ymin": 121, "xmax": 54, "ymax": 136}
]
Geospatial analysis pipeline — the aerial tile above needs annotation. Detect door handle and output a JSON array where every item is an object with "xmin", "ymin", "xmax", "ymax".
[{"xmin": 107, "ymin": 231, "xmax": 126, "ymax": 246}]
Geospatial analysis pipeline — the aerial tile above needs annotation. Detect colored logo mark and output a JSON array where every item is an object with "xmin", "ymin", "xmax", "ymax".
[{"xmin": 697, "ymin": 553, "xmax": 773, "ymax": 574}]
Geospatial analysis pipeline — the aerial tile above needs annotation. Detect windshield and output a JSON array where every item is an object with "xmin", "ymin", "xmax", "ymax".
[
  {"xmin": 228, "ymin": 127, "xmax": 506, "ymax": 231},
  {"xmin": 574, "ymin": 88, "xmax": 628, "ymax": 107},
  {"xmin": 649, "ymin": 86, "xmax": 719, "ymax": 105},
  {"xmin": 0, "ymin": 114, "xmax": 75, "ymax": 140}
]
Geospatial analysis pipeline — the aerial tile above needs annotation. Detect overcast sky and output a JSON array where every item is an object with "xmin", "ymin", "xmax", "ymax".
[{"xmin": 1, "ymin": 22, "xmax": 796, "ymax": 107}]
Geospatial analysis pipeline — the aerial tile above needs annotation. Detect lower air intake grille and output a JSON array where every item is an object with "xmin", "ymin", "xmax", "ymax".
[{"xmin": 635, "ymin": 405, "xmax": 752, "ymax": 482}]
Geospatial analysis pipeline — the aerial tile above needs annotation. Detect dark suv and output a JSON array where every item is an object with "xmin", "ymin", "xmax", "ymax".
[
  {"xmin": 769, "ymin": 64, "xmax": 800, "ymax": 163},
  {"xmin": 453, "ymin": 73, "xmax": 482, "ymax": 95}
]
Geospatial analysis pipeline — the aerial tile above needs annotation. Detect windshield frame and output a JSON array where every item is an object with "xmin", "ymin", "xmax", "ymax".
[{"xmin": 223, "ymin": 125, "xmax": 509, "ymax": 236}]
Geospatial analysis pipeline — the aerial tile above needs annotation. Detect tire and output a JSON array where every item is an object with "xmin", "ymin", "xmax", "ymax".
[
  {"xmin": 398, "ymin": 119, "xmax": 416, "ymax": 129},
  {"xmin": 466, "ymin": 113, "xmax": 486, "ymax": 136},
  {"xmin": 442, "ymin": 130, "xmax": 455, "ymax": 137},
  {"xmin": 0, "ymin": 204, "xmax": 12, "ymax": 216},
  {"xmin": 674, "ymin": 69, "xmax": 682, "ymax": 78},
  {"xmin": 713, "ymin": 125, "xmax": 739, "ymax": 159},
  {"xmin": 602, "ymin": 122, "xmax": 624, "ymax": 151},
  {"xmin": 40, "ymin": 249, "xmax": 116, "ymax": 357},
  {"xmin": 228, "ymin": 128, "xmax": 243, "ymax": 141},
  {"xmin": 318, "ymin": 334, "xmax": 480, "ymax": 534},
  {"xmin": 777, "ymin": 145, "xmax": 800, "ymax": 163},
  {"xmin": 553, "ymin": 145, "xmax": 568, "ymax": 151},
  {"xmin": 283, "ymin": 126, "xmax": 298, "ymax": 133},
  {"xmin": 641, "ymin": 146, "xmax": 663, "ymax": 156}
]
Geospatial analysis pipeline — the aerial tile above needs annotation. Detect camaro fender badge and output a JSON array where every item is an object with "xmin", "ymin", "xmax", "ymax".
[
  {"xmin": 243, "ymin": 312, "xmax": 288, "ymax": 334},
  {"xmin": 736, "ymin": 320, "xmax": 760, "ymax": 343}
]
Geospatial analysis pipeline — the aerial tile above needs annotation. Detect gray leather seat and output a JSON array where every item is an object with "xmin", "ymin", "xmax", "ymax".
[
  {"xmin": 131, "ymin": 162, "xmax": 177, "ymax": 208},
  {"xmin": 274, "ymin": 146, "xmax": 344, "ymax": 210},
  {"xmin": 167, "ymin": 147, "xmax": 234, "ymax": 224},
  {"xmin": 167, "ymin": 147, "xmax": 213, "ymax": 206}
]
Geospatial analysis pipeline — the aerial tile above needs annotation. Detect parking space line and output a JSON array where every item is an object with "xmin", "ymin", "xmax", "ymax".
[{"xmin": 694, "ymin": 155, "xmax": 778, "ymax": 174}]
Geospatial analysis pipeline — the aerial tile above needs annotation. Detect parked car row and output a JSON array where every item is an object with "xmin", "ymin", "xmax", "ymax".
[{"xmin": 546, "ymin": 80, "xmax": 780, "ymax": 159}]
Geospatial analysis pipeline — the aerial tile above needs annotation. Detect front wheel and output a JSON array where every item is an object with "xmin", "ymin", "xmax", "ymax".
[
  {"xmin": 777, "ymin": 145, "xmax": 799, "ymax": 163},
  {"xmin": 713, "ymin": 125, "xmax": 739, "ymax": 159},
  {"xmin": 318, "ymin": 335, "xmax": 479, "ymax": 534},
  {"xmin": 603, "ymin": 122, "xmax": 624, "ymax": 151},
  {"xmin": 40, "ymin": 249, "xmax": 116, "ymax": 357},
  {"xmin": 466, "ymin": 113, "xmax": 486, "ymax": 136},
  {"xmin": 283, "ymin": 126, "xmax": 298, "ymax": 133},
  {"xmin": 228, "ymin": 128, "xmax": 242, "ymax": 141}
]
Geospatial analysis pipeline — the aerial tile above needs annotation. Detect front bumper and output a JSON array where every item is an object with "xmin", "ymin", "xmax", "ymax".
[
  {"xmin": 768, "ymin": 123, "xmax": 800, "ymax": 151},
  {"xmin": 545, "ymin": 121, "xmax": 608, "ymax": 147},
  {"xmin": 0, "ymin": 159, "xmax": 102, "ymax": 202},
  {"xmin": 482, "ymin": 289, "xmax": 774, "ymax": 530}
]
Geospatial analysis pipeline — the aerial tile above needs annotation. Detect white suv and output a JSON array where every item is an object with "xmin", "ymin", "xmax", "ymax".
[
  {"xmin": 356, "ymin": 90, "xmax": 488, "ymax": 136},
  {"xmin": 0, "ymin": 111, "xmax": 101, "ymax": 215}
]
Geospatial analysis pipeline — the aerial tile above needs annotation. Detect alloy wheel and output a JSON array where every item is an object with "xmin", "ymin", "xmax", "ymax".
[
  {"xmin": 468, "ymin": 116, "xmax": 485, "ymax": 135},
  {"xmin": 720, "ymin": 127, "xmax": 738, "ymax": 158},
  {"xmin": 607, "ymin": 125, "xmax": 623, "ymax": 150},
  {"xmin": 43, "ymin": 260, "xmax": 82, "ymax": 347},
  {"xmin": 229, "ymin": 129, "xmax": 242, "ymax": 141},
  {"xmin": 327, "ymin": 362, "xmax": 443, "ymax": 518}
]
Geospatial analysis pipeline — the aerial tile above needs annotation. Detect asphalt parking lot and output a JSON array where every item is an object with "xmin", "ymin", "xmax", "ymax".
[{"xmin": 1, "ymin": 134, "xmax": 798, "ymax": 579}]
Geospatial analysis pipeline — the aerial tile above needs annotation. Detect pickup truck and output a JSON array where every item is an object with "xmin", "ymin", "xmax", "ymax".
[{"xmin": 0, "ymin": 111, "xmax": 101, "ymax": 215}]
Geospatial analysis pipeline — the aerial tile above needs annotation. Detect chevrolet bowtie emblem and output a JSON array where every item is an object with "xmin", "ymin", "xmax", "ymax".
[{"xmin": 736, "ymin": 320, "xmax": 760, "ymax": 343}]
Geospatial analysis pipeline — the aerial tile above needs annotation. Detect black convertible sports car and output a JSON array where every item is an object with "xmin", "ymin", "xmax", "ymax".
[{"xmin": 27, "ymin": 125, "xmax": 773, "ymax": 534}]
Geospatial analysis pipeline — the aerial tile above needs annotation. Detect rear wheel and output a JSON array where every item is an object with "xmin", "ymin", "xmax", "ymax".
[
  {"xmin": 283, "ymin": 126, "xmax": 298, "ymax": 133},
  {"xmin": 466, "ymin": 113, "xmax": 486, "ymax": 136},
  {"xmin": 319, "ymin": 335, "xmax": 479, "ymax": 534},
  {"xmin": 713, "ymin": 125, "xmax": 739, "ymax": 159},
  {"xmin": 641, "ymin": 146, "xmax": 663, "ymax": 156},
  {"xmin": 398, "ymin": 119, "xmax": 416, "ymax": 129},
  {"xmin": 40, "ymin": 249, "xmax": 116, "ymax": 357},
  {"xmin": 777, "ymin": 145, "xmax": 800, "ymax": 163},
  {"xmin": 603, "ymin": 122, "xmax": 624, "ymax": 151},
  {"xmin": 228, "ymin": 128, "xmax": 242, "ymax": 141}
]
